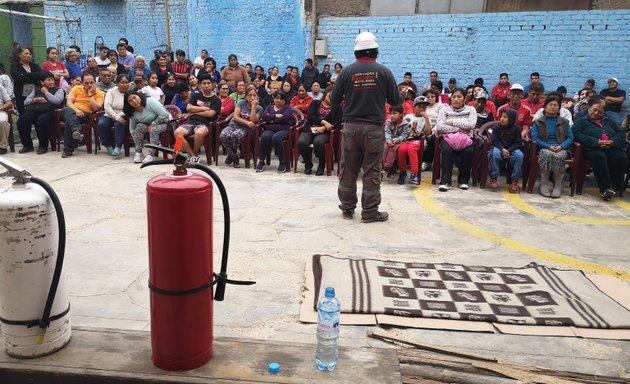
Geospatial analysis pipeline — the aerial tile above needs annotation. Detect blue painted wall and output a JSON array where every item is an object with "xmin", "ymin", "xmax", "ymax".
[
  {"xmin": 316, "ymin": 10, "xmax": 630, "ymax": 97},
  {"xmin": 44, "ymin": 0, "xmax": 125, "ymax": 55},
  {"xmin": 42, "ymin": 3, "xmax": 628, "ymax": 99},
  {"xmin": 186, "ymin": 0, "xmax": 306, "ymax": 71},
  {"xmin": 44, "ymin": 0, "xmax": 304, "ymax": 69}
]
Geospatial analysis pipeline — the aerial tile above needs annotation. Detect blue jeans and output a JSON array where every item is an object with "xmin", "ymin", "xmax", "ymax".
[
  {"xmin": 489, "ymin": 147, "xmax": 523, "ymax": 180},
  {"xmin": 259, "ymin": 129, "xmax": 289, "ymax": 162},
  {"xmin": 97, "ymin": 116, "xmax": 126, "ymax": 148}
]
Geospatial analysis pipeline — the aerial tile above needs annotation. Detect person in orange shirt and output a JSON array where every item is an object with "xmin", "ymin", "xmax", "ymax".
[{"xmin": 62, "ymin": 73, "xmax": 104, "ymax": 158}]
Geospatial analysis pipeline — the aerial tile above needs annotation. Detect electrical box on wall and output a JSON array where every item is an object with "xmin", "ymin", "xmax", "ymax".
[{"xmin": 314, "ymin": 38, "xmax": 327, "ymax": 57}]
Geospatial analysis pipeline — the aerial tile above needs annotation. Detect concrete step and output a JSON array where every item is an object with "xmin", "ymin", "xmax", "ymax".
[{"xmin": 0, "ymin": 327, "xmax": 401, "ymax": 383}]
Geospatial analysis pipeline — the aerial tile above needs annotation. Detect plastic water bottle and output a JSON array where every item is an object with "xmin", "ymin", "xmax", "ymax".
[{"xmin": 315, "ymin": 287, "xmax": 340, "ymax": 371}]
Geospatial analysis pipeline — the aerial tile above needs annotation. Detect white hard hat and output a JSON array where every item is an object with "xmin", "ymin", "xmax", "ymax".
[{"xmin": 354, "ymin": 31, "xmax": 379, "ymax": 51}]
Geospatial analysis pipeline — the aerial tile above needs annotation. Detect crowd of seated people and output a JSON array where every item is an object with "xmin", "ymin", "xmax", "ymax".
[{"xmin": 1, "ymin": 40, "xmax": 627, "ymax": 199}]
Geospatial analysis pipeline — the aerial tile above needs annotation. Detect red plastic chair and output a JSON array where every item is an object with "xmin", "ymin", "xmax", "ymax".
[
  {"xmin": 476, "ymin": 121, "xmax": 499, "ymax": 189},
  {"xmin": 53, "ymin": 108, "xmax": 99, "ymax": 154},
  {"xmin": 526, "ymin": 140, "xmax": 582, "ymax": 196},
  {"xmin": 212, "ymin": 113, "xmax": 234, "ymax": 166}
]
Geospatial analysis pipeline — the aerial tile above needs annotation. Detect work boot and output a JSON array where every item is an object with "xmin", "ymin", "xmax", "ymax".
[
  {"xmin": 361, "ymin": 211, "xmax": 389, "ymax": 223},
  {"xmin": 539, "ymin": 170, "xmax": 552, "ymax": 197},
  {"xmin": 551, "ymin": 173, "xmax": 564, "ymax": 198}
]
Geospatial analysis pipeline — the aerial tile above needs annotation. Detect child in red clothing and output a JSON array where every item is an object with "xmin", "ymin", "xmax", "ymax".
[{"xmin": 399, "ymin": 96, "xmax": 431, "ymax": 185}]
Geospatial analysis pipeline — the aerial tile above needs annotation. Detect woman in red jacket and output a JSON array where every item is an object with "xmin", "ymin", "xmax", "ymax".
[{"xmin": 290, "ymin": 84, "xmax": 313, "ymax": 118}]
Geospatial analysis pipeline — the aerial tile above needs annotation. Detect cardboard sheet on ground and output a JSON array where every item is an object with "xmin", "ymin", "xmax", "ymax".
[{"xmin": 300, "ymin": 254, "xmax": 630, "ymax": 340}]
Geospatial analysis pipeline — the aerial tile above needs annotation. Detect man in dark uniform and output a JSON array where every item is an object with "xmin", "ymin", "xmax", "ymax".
[{"xmin": 331, "ymin": 32, "xmax": 401, "ymax": 223}]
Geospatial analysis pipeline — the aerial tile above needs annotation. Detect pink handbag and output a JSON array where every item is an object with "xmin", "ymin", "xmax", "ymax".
[{"xmin": 443, "ymin": 132, "xmax": 473, "ymax": 150}]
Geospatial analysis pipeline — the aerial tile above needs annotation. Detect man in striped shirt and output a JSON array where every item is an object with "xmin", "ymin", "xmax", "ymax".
[{"xmin": 172, "ymin": 49, "xmax": 192, "ymax": 83}]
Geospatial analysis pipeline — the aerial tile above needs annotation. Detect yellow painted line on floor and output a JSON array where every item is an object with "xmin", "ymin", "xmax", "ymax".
[
  {"xmin": 413, "ymin": 182, "xmax": 630, "ymax": 281},
  {"xmin": 614, "ymin": 199, "xmax": 630, "ymax": 211},
  {"xmin": 501, "ymin": 190, "xmax": 630, "ymax": 226},
  {"xmin": 578, "ymin": 187, "xmax": 630, "ymax": 213}
]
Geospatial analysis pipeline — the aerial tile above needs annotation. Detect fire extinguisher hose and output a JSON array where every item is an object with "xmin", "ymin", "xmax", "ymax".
[
  {"xmin": 192, "ymin": 164, "xmax": 255, "ymax": 301},
  {"xmin": 24, "ymin": 177, "xmax": 70, "ymax": 331}
]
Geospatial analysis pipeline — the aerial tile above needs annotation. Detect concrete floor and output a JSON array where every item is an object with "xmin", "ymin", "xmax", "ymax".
[{"xmin": 1, "ymin": 147, "xmax": 629, "ymax": 378}]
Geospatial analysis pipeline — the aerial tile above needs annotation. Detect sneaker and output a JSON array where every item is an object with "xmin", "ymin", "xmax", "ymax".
[
  {"xmin": 383, "ymin": 166, "xmax": 391, "ymax": 175},
  {"xmin": 233, "ymin": 158, "xmax": 240, "ymax": 168},
  {"xmin": 133, "ymin": 152, "xmax": 143, "ymax": 163},
  {"xmin": 342, "ymin": 209, "xmax": 354, "ymax": 220},
  {"xmin": 409, "ymin": 173, "xmax": 420, "ymax": 185},
  {"xmin": 304, "ymin": 162, "xmax": 313, "ymax": 175},
  {"xmin": 72, "ymin": 130, "xmax": 83, "ymax": 141},
  {"xmin": 458, "ymin": 183, "xmax": 469, "ymax": 190},
  {"xmin": 277, "ymin": 162, "xmax": 287, "ymax": 173},
  {"xmin": 187, "ymin": 156, "xmax": 200, "ymax": 165},
  {"xmin": 0, "ymin": 148, "xmax": 6, "ymax": 155},
  {"xmin": 490, "ymin": 178, "xmax": 498, "ymax": 189},
  {"xmin": 438, "ymin": 183, "xmax": 452, "ymax": 192},
  {"xmin": 361, "ymin": 211, "xmax": 389, "ymax": 223},
  {"xmin": 421, "ymin": 162, "xmax": 429, "ymax": 171},
  {"xmin": 224, "ymin": 156, "xmax": 233, "ymax": 165},
  {"xmin": 19, "ymin": 146, "xmax": 34, "ymax": 154},
  {"xmin": 106, "ymin": 146, "xmax": 114, "ymax": 156},
  {"xmin": 601, "ymin": 189, "xmax": 615, "ymax": 201},
  {"xmin": 397, "ymin": 171, "xmax": 407, "ymax": 185},
  {"xmin": 112, "ymin": 148, "xmax": 121, "ymax": 158},
  {"xmin": 61, "ymin": 151, "xmax": 72, "ymax": 158},
  {"xmin": 36, "ymin": 146, "xmax": 48, "ymax": 155},
  {"xmin": 255, "ymin": 161, "xmax": 265, "ymax": 172},
  {"xmin": 509, "ymin": 180, "xmax": 519, "ymax": 194},
  {"xmin": 316, "ymin": 164, "xmax": 325, "ymax": 176},
  {"xmin": 142, "ymin": 154, "xmax": 156, "ymax": 164}
]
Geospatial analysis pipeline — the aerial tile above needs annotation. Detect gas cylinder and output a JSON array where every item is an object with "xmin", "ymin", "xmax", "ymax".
[
  {"xmin": 146, "ymin": 167, "xmax": 214, "ymax": 371},
  {"xmin": 0, "ymin": 159, "xmax": 71, "ymax": 358}
]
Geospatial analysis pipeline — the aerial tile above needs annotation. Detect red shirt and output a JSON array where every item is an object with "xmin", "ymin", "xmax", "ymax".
[
  {"xmin": 42, "ymin": 61, "xmax": 67, "ymax": 86},
  {"xmin": 290, "ymin": 95, "xmax": 313, "ymax": 117},
  {"xmin": 521, "ymin": 98, "xmax": 544, "ymax": 116},
  {"xmin": 496, "ymin": 103, "xmax": 532, "ymax": 129},
  {"xmin": 491, "ymin": 83, "xmax": 511, "ymax": 104},
  {"xmin": 220, "ymin": 96, "xmax": 235, "ymax": 118}
]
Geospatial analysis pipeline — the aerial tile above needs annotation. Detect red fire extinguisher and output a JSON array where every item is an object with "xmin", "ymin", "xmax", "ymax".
[{"xmin": 141, "ymin": 141, "xmax": 254, "ymax": 371}]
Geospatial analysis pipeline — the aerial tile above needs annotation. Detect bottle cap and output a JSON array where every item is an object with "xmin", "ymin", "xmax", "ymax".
[
  {"xmin": 268, "ymin": 362, "xmax": 281, "ymax": 374},
  {"xmin": 325, "ymin": 287, "xmax": 335, "ymax": 298}
]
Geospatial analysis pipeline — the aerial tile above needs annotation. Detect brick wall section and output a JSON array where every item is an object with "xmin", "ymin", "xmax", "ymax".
[
  {"xmin": 187, "ymin": 0, "xmax": 305, "ymax": 71},
  {"xmin": 44, "ymin": 0, "xmax": 126, "ymax": 55},
  {"xmin": 44, "ymin": 0, "xmax": 188, "ymax": 58},
  {"xmin": 316, "ymin": 10, "xmax": 630, "ymax": 97}
]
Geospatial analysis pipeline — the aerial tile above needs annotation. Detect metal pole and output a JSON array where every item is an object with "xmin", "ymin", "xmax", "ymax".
[
  {"xmin": 164, "ymin": 0, "xmax": 171, "ymax": 51},
  {"xmin": 311, "ymin": 0, "xmax": 317, "ymax": 62},
  {"xmin": 0, "ymin": 8, "xmax": 80, "ymax": 23}
]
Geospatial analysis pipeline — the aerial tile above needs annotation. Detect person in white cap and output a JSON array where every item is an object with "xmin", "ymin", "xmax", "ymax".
[
  {"xmin": 496, "ymin": 83, "xmax": 533, "ymax": 140},
  {"xmin": 331, "ymin": 31, "xmax": 401, "ymax": 223},
  {"xmin": 600, "ymin": 77, "xmax": 625, "ymax": 127}
]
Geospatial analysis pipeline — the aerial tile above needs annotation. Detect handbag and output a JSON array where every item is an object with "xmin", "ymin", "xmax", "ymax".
[{"xmin": 443, "ymin": 131, "xmax": 473, "ymax": 150}]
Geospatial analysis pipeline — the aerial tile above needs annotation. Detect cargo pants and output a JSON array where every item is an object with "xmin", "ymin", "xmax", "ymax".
[{"xmin": 338, "ymin": 121, "xmax": 384, "ymax": 219}]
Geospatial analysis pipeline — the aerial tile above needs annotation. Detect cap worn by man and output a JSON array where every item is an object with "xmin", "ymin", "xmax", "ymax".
[
  {"xmin": 474, "ymin": 91, "xmax": 488, "ymax": 100},
  {"xmin": 510, "ymin": 83, "xmax": 524, "ymax": 92},
  {"xmin": 608, "ymin": 78, "xmax": 619, "ymax": 84},
  {"xmin": 354, "ymin": 32, "xmax": 379, "ymax": 51},
  {"xmin": 414, "ymin": 95, "xmax": 430, "ymax": 105}
]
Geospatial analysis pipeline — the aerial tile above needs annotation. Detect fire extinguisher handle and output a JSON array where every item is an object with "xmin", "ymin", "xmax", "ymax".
[{"xmin": 213, "ymin": 273, "xmax": 256, "ymax": 302}]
